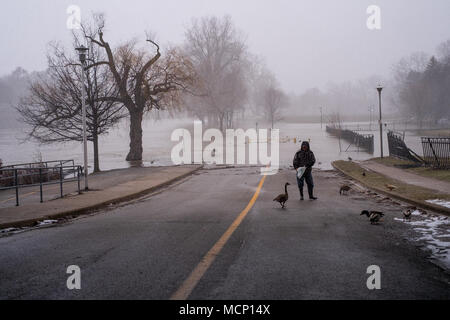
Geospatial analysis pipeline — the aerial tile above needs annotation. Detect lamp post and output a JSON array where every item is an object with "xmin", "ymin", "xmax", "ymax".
[
  {"xmin": 377, "ymin": 85, "xmax": 384, "ymax": 158},
  {"xmin": 75, "ymin": 45, "xmax": 89, "ymax": 190},
  {"xmin": 320, "ymin": 107, "xmax": 323, "ymax": 129}
]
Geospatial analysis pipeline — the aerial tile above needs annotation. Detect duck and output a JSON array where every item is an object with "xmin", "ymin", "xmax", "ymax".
[
  {"xmin": 362, "ymin": 171, "xmax": 366, "ymax": 177},
  {"xmin": 361, "ymin": 210, "xmax": 385, "ymax": 225},
  {"xmin": 273, "ymin": 182, "xmax": 290, "ymax": 209},
  {"xmin": 348, "ymin": 157, "xmax": 353, "ymax": 161},
  {"xmin": 403, "ymin": 209, "xmax": 412, "ymax": 221},
  {"xmin": 385, "ymin": 184, "xmax": 397, "ymax": 191},
  {"xmin": 340, "ymin": 185, "xmax": 351, "ymax": 195}
]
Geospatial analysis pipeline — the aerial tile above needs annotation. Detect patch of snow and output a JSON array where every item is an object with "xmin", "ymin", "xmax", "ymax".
[
  {"xmin": 395, "ymin": 213, "xmax": 450, "ymax": 270},
  {"xmin": 426, "ymin": 199, "xmax": 450, "ymax": 209},
  {"xmin": 38, "ymin": 220, "xmax": 58, "ymax": 226}
]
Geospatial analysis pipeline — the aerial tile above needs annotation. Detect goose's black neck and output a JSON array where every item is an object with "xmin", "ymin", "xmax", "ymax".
[{"xmin": 285, "ymin": 183, "xmax": 288, "ymax": 195}]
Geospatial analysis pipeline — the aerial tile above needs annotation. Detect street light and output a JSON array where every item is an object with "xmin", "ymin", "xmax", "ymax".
[
  {"xmin": 377, "ymin": 85, "xmax": 384, "ymax": 158},
  {"xmin": 75, "ymin": 45, "xmax": 89, "ymax": 190},
  {"xmin": 320, "ymin": 107, "xmax": 323, "ymax": 129}
]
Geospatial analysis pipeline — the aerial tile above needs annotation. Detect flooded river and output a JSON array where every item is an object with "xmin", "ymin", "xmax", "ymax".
[{"xmin": 0, "ymin": 118, "xmax": 426, "ymax": 172}]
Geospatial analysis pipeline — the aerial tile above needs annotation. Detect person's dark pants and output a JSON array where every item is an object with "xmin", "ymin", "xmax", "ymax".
[{"xmin": 297, "ymin": 169, "xmax": 314, "ymax": 199}]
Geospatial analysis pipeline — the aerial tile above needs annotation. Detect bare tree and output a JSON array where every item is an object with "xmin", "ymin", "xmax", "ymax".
[
  {"xmin": 183, "ymin": 16, "xmax": 249, "ymax": 130},
  {"xmin": 87, "ymin": 15, "xmax": 195, "ymax": 161},
  {"xmin": 263, "ymin": 84, "xmax": 287, "ymax": 129},
  {"xmin": 17, "ymin": 31, "xmax": 125, "ymax": 173},
  {"xmin": 392, "ymin": 52, "xmax": 430, "ymax": 127}
]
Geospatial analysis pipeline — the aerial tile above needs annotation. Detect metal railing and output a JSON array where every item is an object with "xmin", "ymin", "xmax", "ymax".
[
  {"xmin": 1, "ymin": 160, "xmax": 75, "ymax": 170},
  {"xmin": 326, "ymin": 126, "xmax": 374, "ymax": 153},
  {"xmin": 0, "ymin": 163, "xmax": 82, "ymax": 206},
  {"xmin": 387, "ymin": 131, "xmax": 423, "ymax": 163},
  {"xmin": 421, "ymin": 137, "xmax": 450, "ymax": 169}
]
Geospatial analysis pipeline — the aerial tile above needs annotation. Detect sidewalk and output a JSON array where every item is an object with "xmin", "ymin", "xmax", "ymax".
[
  {"xmin": 361, "ymin": 160, "xmax": 450, "ymax": 194},
  {"xmin": 0, "ymin": 165, "xmax": 202, "ymax": 229},
  {"xmin": 332, "ymin": 160, "xmax": 450, "ymax": 215}
]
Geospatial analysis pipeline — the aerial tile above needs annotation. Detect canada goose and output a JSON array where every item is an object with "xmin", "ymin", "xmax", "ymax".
[
  {"xmin": 361, "ymin": 210, "xmax": 385, "ymax": 224},
  {"xmin": 403, "ymin": 209, "xmax": 412, "ymax": 221},
  {"xmin": 340, "ymin": 185, "xmax": 351, "ymax": 195},
  {"xmin": 273, "ymin": 182, "xmax": 290, "ymax": 209},
  {"xmin": 385, "ymin": 184, "xmax": 397, "ymax": 191},
  {"xmin": 348, "ymin": 157, "xmax": 353, "ymax": 161}
]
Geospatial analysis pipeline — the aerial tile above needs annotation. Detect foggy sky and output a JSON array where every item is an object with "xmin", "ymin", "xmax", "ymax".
[{"xmin": 1, "ymin": 0, "xmax": 450, "ymax": 93}]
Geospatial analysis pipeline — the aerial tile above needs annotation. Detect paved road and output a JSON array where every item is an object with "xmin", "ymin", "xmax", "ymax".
[{"xmin": 0, "ymin": 167, "xmax": 449, "ymax": 299}]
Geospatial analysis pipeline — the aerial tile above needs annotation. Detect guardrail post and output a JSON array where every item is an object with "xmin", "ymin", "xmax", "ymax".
[
  {"xmin": 60, "ymin": 166, "xmax": 63, "ymax": 198},
  {"xmin": 39, "ymin": 168, "xmax": 43, "ymax": 203},
  {"xmin": 15, "ymin": 169, "xmax": 19, "ymax": 206},
  {"xmin": 77, "ymin": 166, "xmax": 81, "ymax": 194}
]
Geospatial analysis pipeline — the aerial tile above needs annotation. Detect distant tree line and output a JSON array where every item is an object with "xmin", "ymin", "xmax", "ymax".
[
  {"xmin": 289, "ymin": 39, "xmax": 450, "ymax": 127},
  {"xmin": 392, "ymin": 40, "xmax": 450, "ymax": 127}
]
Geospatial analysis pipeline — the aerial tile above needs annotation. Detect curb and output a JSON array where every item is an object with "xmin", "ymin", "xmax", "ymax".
[
  {"xmin": 0, "ymin": 165, "xmax": 203, "ymax": 230},
  {"xmin": 331, "ymin": 161, "xmax": 450, "ymax": 216}
]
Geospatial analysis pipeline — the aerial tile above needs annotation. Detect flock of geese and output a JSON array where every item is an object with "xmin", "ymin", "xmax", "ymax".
[{"xmin": 273, "ymin": 181, "xmax": 424, "ymax": 225}]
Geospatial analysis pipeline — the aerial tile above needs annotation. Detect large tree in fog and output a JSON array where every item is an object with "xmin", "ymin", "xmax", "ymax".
[
  {"xmin": 249, "ymin": 66, "xmax": 287, "ymax": 128},
  {"xmin": 17, "ymin": 31, "xmax": 125, "ymax": 173},
  {"xmin": 183, "ymin": 16, "xmax": 248, "ymax": 130},
  {"xmin": 262, "ymin": 82, "xmax": 287, "ymax": 129},
  {"xmin": 87, "ymin": 16, "xmax": 195, "ymax": 161}
]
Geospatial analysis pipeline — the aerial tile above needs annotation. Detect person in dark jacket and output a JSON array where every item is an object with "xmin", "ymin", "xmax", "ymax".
[{"xmin": 293, "ymin": 141, "xmax": 317, "ymax": 200}]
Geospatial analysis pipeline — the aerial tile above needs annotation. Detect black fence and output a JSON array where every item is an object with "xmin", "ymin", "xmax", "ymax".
[
  {"xmin": 421, "ymin": 137, "xmax": 450, "ymax": 169},
  {"xmin": 0, "ymin": 160, "xmax": 82, "ymax": 206},
  {"xmin": 1, "ymin": 159, "xmax": 75, "ymax": 170},
  {"xmin": 326, "ymin": 126, "xmax": 374, "ymax": 153},
  {"xmin": 387, "ymin": 131, "xmax": 423, "ymax": 163}
]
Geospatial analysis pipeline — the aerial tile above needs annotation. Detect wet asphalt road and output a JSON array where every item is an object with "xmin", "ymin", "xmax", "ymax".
[{"xmin": 0, "ymin": 167, "xmax": 449, "ymax": 299}]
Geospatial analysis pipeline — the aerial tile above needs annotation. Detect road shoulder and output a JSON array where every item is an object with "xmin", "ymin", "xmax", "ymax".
[{"xmin": 332, "ymin": 160, "xmax": 450, "ymax": 216}]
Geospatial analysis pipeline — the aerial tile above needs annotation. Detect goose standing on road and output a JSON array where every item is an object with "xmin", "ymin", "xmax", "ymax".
[
  {"xmin": 403, "ymin": 209, "xmax": 413, "ymax": 221},
  {"xmin": 340, "ymin": 185, "xmax": 351, "ymax": 195},
  {"xmin": 361, "ymin": 210, "xmax": 385, "ymax": 225},
  {"xmin": 274, "ymin": 183, "xmax": 290, "ymax": 209}
]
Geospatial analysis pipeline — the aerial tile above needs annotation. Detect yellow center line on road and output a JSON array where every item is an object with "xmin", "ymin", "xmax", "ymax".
[
  {"xmin": 170, "ymin": 174, "xmax": 267, "ymax": 300},
  {"xmin": 1, "ymin": 191, "xmax": 37, "ymax": 203}
]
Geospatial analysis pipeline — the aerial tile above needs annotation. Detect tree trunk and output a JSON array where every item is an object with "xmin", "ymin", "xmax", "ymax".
[
  {"xmin": 93, "ymin": 129, "xmax": 100, "ymax": 173},
  {"xmin": 126, "ymin": 110, "xmax": 144, "ymax": 161},
  {"xmin": 219, "ymin": 113, "xmax": 224, "ymax": 132}
]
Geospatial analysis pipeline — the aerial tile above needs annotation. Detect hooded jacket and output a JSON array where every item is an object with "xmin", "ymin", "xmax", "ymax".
[{"xmin": 293, "ymin": 141, "xmax": 316, "ymax": 170}]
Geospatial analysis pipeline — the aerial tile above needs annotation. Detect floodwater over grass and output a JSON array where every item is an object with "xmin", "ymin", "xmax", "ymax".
[{"xmin": 0, "ymin": 118, "xmax": 429, "ymax": 172}]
